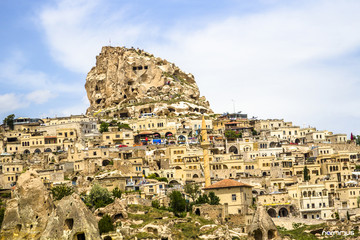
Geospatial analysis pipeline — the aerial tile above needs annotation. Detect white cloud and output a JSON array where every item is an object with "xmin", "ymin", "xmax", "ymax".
[
  {"xmin": 37, "ymin": 0, "xmax": 360, "ymax": 134},
  {"xmin": 26, "ymin": 90, "xmax": 55, "ymax": 104},
  {"xmin": 0, "ymin": 93, "xmax": 26, "ymax": 113},
  {"xmin": 38, "ymin": 0, "xmax": 151, "ymax": 73}
]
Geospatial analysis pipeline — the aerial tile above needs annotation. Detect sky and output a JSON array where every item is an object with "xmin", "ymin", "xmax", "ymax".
[{"xmin": 1, "ymin": 0, "xmax": 360, "ymax": 135}]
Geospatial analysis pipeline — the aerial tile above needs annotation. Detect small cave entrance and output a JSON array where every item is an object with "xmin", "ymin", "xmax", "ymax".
[
  {"xmin": 74, "ymin": 232, "xmax": 86, "ymax": 240},
  {"xmin": 253, "ymin": 229, "xmax": 263, "ymax": 240},
  {"xmin": 268, "ymin": 230, "xmax": 276, "ymax": 239},
  {"xmin": 168, "ymin": 107, "xmax": 175, "ymax": 113},
  {"xmin": 104, "ymin": 236, "xmax": 112, "ymax": 240},
  {"xmin": 65, "ymin": 218, "xmax": 74, "ymax": 230},
  {"xmin": 15, "ymin": 224, "xmax": 22, "ymax": 232},
  {"xmin": 114, "ymin": 213, "xmax": 124, "ymax": 220},
  {"xmin": 195, "ymin": 208, "xmax": 201, "ymax": 216},
  {"xmin": 119, "ymin": 112, "xmax": 129, "ymax": 118},
  {"xmin": 96, "ymin": 99, "xmax": 102, "ymax": 104},
  {"xmin": 102, "ymin": 159, "xmax": 111, "ymax": 166}
]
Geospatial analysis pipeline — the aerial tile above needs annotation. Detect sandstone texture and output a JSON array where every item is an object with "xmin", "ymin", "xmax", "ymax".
[
  {"xmin": 85, "ymin": 46, "xmax": 212, "ymax": 118},
  {"xmin": 0, "ymin": 170, "xmax": 53, "ymax": 239},
  {"xmin": 247, "ymin": 206, "xmax": 280, "ymax": 240},
  {"xmin": 94, "ymin": 198, "xmax": 128, "ymax": 222},
  {"xmin": 0, "ymin": 171, "xmax": 100, "ymax": 240},
  {"xmin": 40, "ymin": 193, "xmax": 100, "ymax": 240}
]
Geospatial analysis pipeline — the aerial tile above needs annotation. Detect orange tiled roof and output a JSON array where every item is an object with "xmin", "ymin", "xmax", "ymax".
[{"xmin": 203, "ymin": 179, "xmax": 252, "ymax": 190}]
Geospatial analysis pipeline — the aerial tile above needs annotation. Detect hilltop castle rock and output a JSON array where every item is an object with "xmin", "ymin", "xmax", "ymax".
[{"xmin": 85, "ymin": 46, "xmax": 212, "ymax": 118}]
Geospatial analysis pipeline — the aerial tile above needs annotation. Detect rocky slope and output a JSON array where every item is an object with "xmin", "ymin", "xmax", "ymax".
[{"xmin": 85, "ymin": 46, "xmax": 212, "ymax": 118}]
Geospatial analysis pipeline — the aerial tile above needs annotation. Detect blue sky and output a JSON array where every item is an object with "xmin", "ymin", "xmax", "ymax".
[{"xmin": 1, "ymin": 0, "xmax": 360, "ymax": 135}]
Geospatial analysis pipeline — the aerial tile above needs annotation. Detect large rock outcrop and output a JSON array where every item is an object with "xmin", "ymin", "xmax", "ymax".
[
  {"xmin": 40, "ymin": 194, "xmax": 100, "ymax": 240},
  {"xmin": 85, "ymin": 46, "xmax": 212, "ymax": 118},
  {"xmin": 0, "ymin": 171, "xmax": 101, "ymax": 240},
  {"xmin": 0, "ymin": 170, "xmax": 53, "ymax": 239}
]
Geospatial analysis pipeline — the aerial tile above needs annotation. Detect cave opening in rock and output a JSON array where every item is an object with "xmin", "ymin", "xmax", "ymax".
[
  {"xmin": 114, "ymin": 213, "xmax": 123, "ymax": 220},
  {"xmin": 65, "ymin": 218, "xmax": 74, "ymax": 230},
  {"xmin": 74, "ymin": 232, "xmax": 86, "ymax": 240}
]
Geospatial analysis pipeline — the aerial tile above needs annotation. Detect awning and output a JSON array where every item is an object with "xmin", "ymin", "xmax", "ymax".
[{"xmin": 138, "ymin": 131, "xmax": 154, "ymax": 135}]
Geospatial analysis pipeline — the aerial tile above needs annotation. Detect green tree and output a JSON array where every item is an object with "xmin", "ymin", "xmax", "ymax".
[
  {"xmin": 147, "ymin": 173, "xmax": 168, "ymax": 183},
  {"xmin": 3, "ymin": 114, "xmax": 15, "ymax": 130},
  {"xmin": 98, "ymin": 214, "xmax": 114, "ymax": 234},
  {"xmin": 195, "ymin": 194, "xmax": 210, "ymax": 204},
  {"xmin": 356, "ymin": 135, "xmax": 360, "ymax": 145},
  {"xmin": 225, "ymin": 130, "xmax": 242, "ymax": 140},
  {"xmin": 151, "ymin": 200, "xmax": 160, "ymax": 209},
  {"xmin": 303, "ymin": 166, "xmax": 310, "ymax": 182},
  {"xmin": 357, "ymin": 196, "xmax": 360, "ymax": 208},
  {"xmin": 184, "ymin": 183, "xmax": 200, "ymax": 202},
  {"xmin": 99, "ymin": 122, "xmax": 109, "ymax": 133},
  {"xmin": 252, "ymin": 129, "xmax": 258, "ymax": 136},
  {"xmin": 88, "ymin": 184, "xmax": 114, "ymax": 209},
  {"xmin": 51, "ymin": 184, "xmax": 73, "ymax": 200},
  {"xmin": 118, "ymin": 123, "xmax": 131, "ymax": 130},
  {"xmin": 169, "ymin": 191, "xmax": 186, "ymax": 216},
  {"xmin": 208, "ymin": 192, "xmax": 220, "ymax": 205},
  {"xmin": 112, "ymin": 187, "xmax": 122, "ymax": 199}
]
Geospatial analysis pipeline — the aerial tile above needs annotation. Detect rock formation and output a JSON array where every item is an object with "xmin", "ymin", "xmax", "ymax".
[
  {"xmin": 40, "ymin": 194, "xmax": 100, "ymax": 240},
  {"xmin": 1, "ymin": 170, "xmax": 53, "ymax": 239},
  {"xmin": 247, "ymin": 206, "xmax": 280, "ymax": 240},
  {"xmin": 85, "ymin": 46, "xmax": 212, "ymax": 118},
  {"xmin": 0, "ymin": 171, "xmax": 100, "ymax": 240},
  {"xmin": 94, "ymin": 198, "xmax": 128, "ymax": 222}
]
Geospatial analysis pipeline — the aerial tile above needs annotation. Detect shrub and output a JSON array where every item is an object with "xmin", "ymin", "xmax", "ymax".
[
  {"xmin": 112, "ymin": 187, "xmax": 122, "ymax": 199},
  {"xmin": 169, "ymin": 191, "xmax": 186, "ymax": 216},
  {"xmin": 99, "ymin": 122, "xmax": 109, "ymax": 133},
  {"xmin": 98, "ymin": 214, "xmax": 114, "ymax": 234},
  {"xmin": 208, "ymin": 192, "xmax": 220, "ymax": 205},
  {"xmin": 51, "ymin": 185, "xmax": 73, "ymax": 200},
  {"xmin": 151, "ymin": 200, "xmax": 160, "ymax": 209},
  {"xmin": 88, "ymin": 184, "xmax": 114, "ymax": 209}
]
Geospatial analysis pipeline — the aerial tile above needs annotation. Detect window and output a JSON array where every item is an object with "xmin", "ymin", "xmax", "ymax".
[{"xmin": 232, "ymin": 194, "xmax": 237, "ymax": 201}]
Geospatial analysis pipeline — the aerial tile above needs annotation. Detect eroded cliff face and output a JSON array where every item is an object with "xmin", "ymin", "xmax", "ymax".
[
  {"xmin": 0, "ymin": 171, "xmax": 100, "ymax": 240},
  {"xmin": 85, "ymin": 46, "xmax": 212, "ymax": 118}
]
